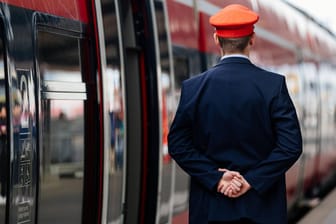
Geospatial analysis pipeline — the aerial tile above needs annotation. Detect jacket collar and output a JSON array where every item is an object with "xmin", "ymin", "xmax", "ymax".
[
  {"xmin": 221, "ymin": 54, "xmax": 248, "ymax": 60},
  {"xmin": 218, "ymin": 56, "xmax": 252, "ymax": 65}
]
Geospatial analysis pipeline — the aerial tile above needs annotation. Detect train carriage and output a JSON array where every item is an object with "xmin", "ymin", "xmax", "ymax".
[{"xmin": 0, "ymin": 0, "xmax": 335, "ymax": 224}]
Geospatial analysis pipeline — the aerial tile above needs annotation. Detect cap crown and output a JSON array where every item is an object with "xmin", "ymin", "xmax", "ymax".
[{"xmin": 209, "ymin": 4, "xmax": 259, "ymax": 38}]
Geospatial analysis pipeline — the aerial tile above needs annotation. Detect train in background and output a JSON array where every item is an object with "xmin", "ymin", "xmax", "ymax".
[{"xmin": 0, "ymin": 0, "xmax": 335, "ymax": 223}]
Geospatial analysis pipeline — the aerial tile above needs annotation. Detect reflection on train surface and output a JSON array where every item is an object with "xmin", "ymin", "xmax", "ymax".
[{"xmin": 0, "ymin": 0, "xmax": 335, "ymax": 224}]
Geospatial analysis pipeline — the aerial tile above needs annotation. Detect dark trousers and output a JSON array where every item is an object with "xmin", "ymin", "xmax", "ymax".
[{"xmin": 209, "ymin": 218, "xmax": 256, "ymax": 224}]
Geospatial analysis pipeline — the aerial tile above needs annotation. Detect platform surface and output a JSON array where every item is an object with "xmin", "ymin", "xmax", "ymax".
[{"xmin": 298, "ymin": 187, "xmax": 336, "ymax": 224}]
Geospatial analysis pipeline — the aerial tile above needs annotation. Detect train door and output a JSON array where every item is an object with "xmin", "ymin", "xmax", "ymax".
[
  {"xmin": 151, "ymin": 0, "xmax": 176, "ymax": 223},
  {"xmin": 95, "ymin": 0, "xmax": 128, "ymax": 223},
  {"xmin": 95, "ymin": 0, "xmax": 196, "ymax": 223},
  {"xmin": 34, "ymin": 14, "xmax": 98, "ymax": 223},
  {"xmin": 147, "ymin": 0, "xmax": 202, "ymax": 223},
  {"xmin": 95, "ymin": 0, "xmax": 146, "ymax": 223}
]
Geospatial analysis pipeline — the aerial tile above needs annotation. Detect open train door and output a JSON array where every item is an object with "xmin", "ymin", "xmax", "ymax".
[
  {"xmin": 93, "ymin": 0, "xmax": 146, "ymax": 223},
  {"xmin": 94, "ymin": 0, "xmax": 177, "ymax": 223}
]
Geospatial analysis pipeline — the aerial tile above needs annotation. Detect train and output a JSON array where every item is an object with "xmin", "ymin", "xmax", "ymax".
[{"xmin": 0, "ymin": 0, "xmax": 335, "ymax": 223}]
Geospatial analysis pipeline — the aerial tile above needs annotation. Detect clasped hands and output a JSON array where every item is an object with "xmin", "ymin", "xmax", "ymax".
[{"xmin": 217, "ymin": 168, "xmax": 251, "ymax": 198}]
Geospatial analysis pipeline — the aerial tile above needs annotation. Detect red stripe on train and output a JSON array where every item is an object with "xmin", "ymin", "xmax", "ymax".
[{"xmin": 0, "ymin": 0, "xmax": 89, "ymax": 22}]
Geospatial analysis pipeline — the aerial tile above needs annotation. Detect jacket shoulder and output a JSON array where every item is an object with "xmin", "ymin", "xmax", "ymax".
[
  {"xmin": 250, "ymin": 65, "xmax": 287, "ymax": 94},
  {"xmin": 183, "ymin": 72, "xmax": 207, "ymax": 87},
  {"xmin": 181, "ymin": 72, "xmax": 208, "ymax": 94},
  {"xmin": 178, "ymin": 71, "xmax": 211, "ymax": 109},
  {"xmin": 253, "ymin": 65, "xmax": 285, "ymax": 81}
]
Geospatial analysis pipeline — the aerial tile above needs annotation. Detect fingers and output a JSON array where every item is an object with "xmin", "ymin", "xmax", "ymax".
[
  {"xmin": 218, "ymin": 182, "xmax": 230, "ymax": 194},
  {"xmin": 232, "ymin": 178, "xmax": 242, "ymax": 187},
  {"xmin": 218, "ymin": 168, "xmax": 228, "ymax": 172},
  {"xmin": 229, "ymin": 182, "xmax": 241, "ymax": 194},
  {"xmin": 223, "ymin": 184, "xmax": 239, "ymax": 197},
  {"xmin": 226, "ymin": 178, "xmax": 241, "ymax": 192},
  {"xmin": 218, "ymin": 181, "xmax": 239, "ymax": 196},
  {"xmin": 217, "ymin": 181, "xmax": 225, "ymax": 193},
  {"xmin": 217, "ymin": 168, "xmax": 251, "ymax": 198},
  {"xmin": 220, "ymin": 185, "xmax": 227, "ymax": 194},
  {"xmin": 229, "ymin": 171, "xmax": 242, "ymax": 178},
  {"xmin": 224, "ymin": 186, "xmax": 232, "ymax": 196},
  {"xmin": 227, "ymin": 178, "xmax": 252, "ymax": 198},
  {"xmin": 222, "ymin": 185, "xmax": 240, "ymax": 198},
  {"xmin": 218, "ymin": 168, "xmax": 243, "ymax": 181},
  {"xmin": 216, "ymin": 173, "xmax": 251, "ymax": 198}
]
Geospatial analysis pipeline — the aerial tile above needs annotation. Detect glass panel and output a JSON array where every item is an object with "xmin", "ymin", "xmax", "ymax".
[
  {"xmin": 37, "ymin": 31, "xmax": 84, "ymax": 224},
  {"xmin": 101, "ymin": 0, "xmax": 126, "ymax": 222},
  {"xmin": 173, "ymin": 56, "xmax": 189, "ymax": 91},
  {"xmin": 38, "ymin": 32, "xmax": 82, "ymax": 82},
  {"xmin": 39, "ymin": 99, "xmax": 84, "ymax": 224},
  {"xmin": 0, "ymin": 28, "xmax": 7, "ymax": 223}
]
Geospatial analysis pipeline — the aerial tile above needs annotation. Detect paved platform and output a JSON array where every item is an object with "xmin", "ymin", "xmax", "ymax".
[{"xmin": 298, "ymin": 187, "xmax": 336, "ymax": 224}]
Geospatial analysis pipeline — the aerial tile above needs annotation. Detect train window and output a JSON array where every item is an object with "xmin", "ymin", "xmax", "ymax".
[
  {"xmin": 0, "ymin": 25, "xmax": 7, "ymax": 223},
  {"xmin": 40, "ymin": 99, "xmax": 84, "ymax": 223},
  {"xmin": 38, "ymin": 33, "xmax": 82, "ymax": 82},
  {"xmin": 100, "ymin": 0, "xmax": 126, "ymax": 223},
  {"xmin": 173, "ymin": 56, "xmax": 189, "ymax": 91},
  {"xmin": 37, "ymin": 31, "xmax": 85, "ymax": 224},
  {"xmin": 206, "ymin": 53, "xmax": 221, "ymax": 68}
]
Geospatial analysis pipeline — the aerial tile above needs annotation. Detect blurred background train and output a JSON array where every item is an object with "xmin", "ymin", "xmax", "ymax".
[{"xmin": 0, "ymin": 0, "xmax": 335, "ymax": 223}]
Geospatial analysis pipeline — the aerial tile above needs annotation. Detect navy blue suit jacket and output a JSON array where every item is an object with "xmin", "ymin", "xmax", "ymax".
[{"xmin": 168, "ymin": 57, "xmax": 302, "ymax": 224}]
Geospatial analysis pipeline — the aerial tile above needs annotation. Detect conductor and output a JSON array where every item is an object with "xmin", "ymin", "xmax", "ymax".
[{"xmin": 168, "ymin": 4, "xmax": 302, "ymax": 224}]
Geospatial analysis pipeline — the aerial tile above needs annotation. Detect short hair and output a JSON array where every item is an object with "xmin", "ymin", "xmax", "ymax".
[{"xmin": 217, "ymin": 35, "xmax": 252, "ymax": 53}]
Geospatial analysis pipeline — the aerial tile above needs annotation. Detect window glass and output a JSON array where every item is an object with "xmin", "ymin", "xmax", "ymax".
[
  {"xmin": 39, "ymin": 99, "xmax": 84, "ymax": 223},
  {"xmin": 100, "ymin": 0, "xmax": 126, "ymax": 222},
  {"xmin": 37, "ymin": 31, "xmax": 84, "ymax": 224},
  {"xmin": 38, "ymin": 32, "xmax": 82, "ymax": 82},
  {"xmin": 173, "ymin": 56, "xmax": 189, "ymax": 90}
]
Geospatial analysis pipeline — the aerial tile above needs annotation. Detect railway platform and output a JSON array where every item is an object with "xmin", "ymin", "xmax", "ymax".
[{"xmin": 298, "ymin": 187, "xmax": 336, "ymax": 224}]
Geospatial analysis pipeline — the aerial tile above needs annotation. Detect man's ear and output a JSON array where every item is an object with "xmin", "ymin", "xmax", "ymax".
[
  {"xmin": 213, "ymin": 33, "xmax": 220, "ymax": 46},
  {"xmin": 249, "ymin": 33, "xmax": 255, "ymax": 46}
]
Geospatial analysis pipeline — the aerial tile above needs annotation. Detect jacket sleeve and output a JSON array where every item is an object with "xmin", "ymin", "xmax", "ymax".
[
  {"xmin": 168, "ymin": 82, "xmax": 223, "ymax": 192},
  {"xmin": 244, "ymin": 77, "xmax": 302, "ymax": 195}
]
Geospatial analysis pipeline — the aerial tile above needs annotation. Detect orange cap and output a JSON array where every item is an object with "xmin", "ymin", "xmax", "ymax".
[{"xmin": 209, "ymin": 4, "xmax": 259, "ymax": 38}]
